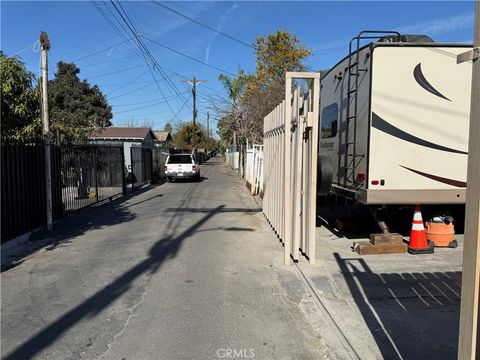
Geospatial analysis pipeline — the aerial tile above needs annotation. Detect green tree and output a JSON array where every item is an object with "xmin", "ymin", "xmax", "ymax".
[
  {"xmin": 215, "ymin": 69, "xmax": 247, "ymax": 146},
  {"xmin": 218, "ymin": 69, "xmax": 246, "ymax": 104},
  {"xmin": 163, "ymin": 122, "xmax": 173, "ymax": 132},
  {"xmin": 253, "ymin": 30, "xmax": 311, "ymax": 85},
  {"xmin": 242, "ymin": 30, "xmax": 311, "ymax": 141},
  {"xmin": 0, "ymin": 52, "xmax": 41, "ymax": 144},
  {"xmin": 48, "ymin": 62, "xmax": 112, "ymax": 141},
  {"xmin": 211, "ymin": 30, "xmax": 311, "ymax": 145},
  {"xmin": 174, "ymin": 123, "xmax": 205, "ymax": 148}
]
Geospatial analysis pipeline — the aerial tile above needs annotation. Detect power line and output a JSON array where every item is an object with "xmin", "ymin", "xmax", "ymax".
[
  {"xmin": 109, "ymin": 0, "xmax": 190, "ymax": 111},
  {"xmin": 70, "ymin": 36, "xmax": 138, "ymax": 63},
  {"xmin": 101, "ymin": 0, "xmax": 183, "ymax": 116},
  {"xmin": 109, "ymin": 69, "xmax": 151, "ymax": 93},
  {"xmin": 142, "ymin": 35, "xmax": 236, "ymax": 76},
  {"xmin": 112, "ymin": 96, "xmax": 180, "ymax": 108},
  {"xmin": 113, "ymin": 91, "xmax": 190, "ymax": 113},
  {"xmin": 79, "ymin": 54, "xmax": 138, "ymax": 67},
  {"xmin": 91, "ymin": 1, "xmax": 146, "ymax": 61},
  {"xmin": 86, "ymin": 64, "xmax": 147, "ymax": 79},
  {"xmin": 169, "ymin": 93, "xmax": 193, "ymax": 121},
  {"xmin": 151, "ymin": 1, "xmax": 253, "ymax": 49},
  {"xmin": 95, "ymin": 0, "xmax": 193, "ymax": 122},
  {"xmin": 108, "ymin": 83, "xmax": 155, "ymax": 100}
]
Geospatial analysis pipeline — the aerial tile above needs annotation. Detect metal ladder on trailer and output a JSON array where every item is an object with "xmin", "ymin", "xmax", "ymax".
[{"xmin": 344, "ymin": 30, "xmax": 402, "ymax": 187}]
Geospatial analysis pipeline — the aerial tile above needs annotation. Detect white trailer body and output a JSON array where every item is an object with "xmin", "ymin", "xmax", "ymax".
[{"xmin": 318, "ymin": 40, "xmax": 472, "ymax": 205}]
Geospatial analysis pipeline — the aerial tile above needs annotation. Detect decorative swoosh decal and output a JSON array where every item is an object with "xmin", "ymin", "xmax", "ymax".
[
  {"xmin": 413, "ymin": 63, "xmax": 451, "ymax": 101},
  {"xmin": 372, "ymin": 112, "xmax": 468, "ymax": 155},
  {"xmin": 400, "ymin": 165, "xmax": 466, "ymax": 188}
]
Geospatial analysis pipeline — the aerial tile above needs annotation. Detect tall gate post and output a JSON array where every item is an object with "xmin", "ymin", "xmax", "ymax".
[
  {"xmin": 262, "ymin": 72, "xmax": 321, "ymax": 265},
  {"xmin": 284, "ymin": 76, "xmax": 293, "ymax": 265}
]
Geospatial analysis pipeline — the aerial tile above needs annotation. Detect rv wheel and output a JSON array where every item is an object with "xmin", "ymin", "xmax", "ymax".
[{"xmin": 317, "ymin": 154, "xmax": 333, "ymax": 196}]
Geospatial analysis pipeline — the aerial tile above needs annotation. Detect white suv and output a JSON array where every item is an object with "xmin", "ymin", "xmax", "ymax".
[{"xmin": 164, "ymin": 154, "xmax": 200, "ymax": 182}]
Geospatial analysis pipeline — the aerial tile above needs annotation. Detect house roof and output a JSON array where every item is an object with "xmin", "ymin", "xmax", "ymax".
[
  {"xmin": 90, "ymin": 127, "xmax": 153, "ymax": 140},
  {"xmin": 153, "ymin": 131, "xmax": 172, "ymax": 142}
]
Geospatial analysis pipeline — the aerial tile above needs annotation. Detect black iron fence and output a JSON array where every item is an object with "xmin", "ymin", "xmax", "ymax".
[
  {"xmin": 1, "ymin": 145, "xmax": 62, "ymax": 242},
  {"xmin": 60, "ymin": 145, "xmax": 125, "ymax": 213},
  {"xmin": 1, "ymin": 141, "xmax": 186, "ymax": 242}
]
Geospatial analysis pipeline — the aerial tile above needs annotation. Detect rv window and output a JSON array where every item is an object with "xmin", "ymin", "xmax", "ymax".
[{"xmin": 321, "ymin": 103, "xmax": 338, "ymax": 138}]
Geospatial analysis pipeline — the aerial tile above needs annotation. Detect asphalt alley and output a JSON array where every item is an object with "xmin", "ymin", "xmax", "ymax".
[{"xmin": 1, "ymin": 157, "xmax": 325, "ymax": 360}]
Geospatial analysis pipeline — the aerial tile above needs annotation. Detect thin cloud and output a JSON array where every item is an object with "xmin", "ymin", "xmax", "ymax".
[
  {"xmin": 205, "ymin": 4, "xmax": 239, "ymax": 65},
  {"xmin": 396, "ymin": 12, "xmax": 474, "ymax": 36},
  {"xmin": 314, "ymin": 11, "xmax": 474, "ymax": 54},
  {"xmin": 146, "ymin": 1, "xmax": 214, "ymax": 39}
]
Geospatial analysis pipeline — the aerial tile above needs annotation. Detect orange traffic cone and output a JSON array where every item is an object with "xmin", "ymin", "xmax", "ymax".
[{"xmin": 408, "ymin": 205, "xmax": 434, "ymax": 254}]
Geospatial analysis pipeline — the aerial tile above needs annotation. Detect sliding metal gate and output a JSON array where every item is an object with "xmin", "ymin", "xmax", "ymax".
[
  {"xmin": 130, "ymin": 147, "xmax": 152, "ymax": 188},
  {"xmin": 263, "ymin": 72, "xmax": 320, "ymax": 265}
]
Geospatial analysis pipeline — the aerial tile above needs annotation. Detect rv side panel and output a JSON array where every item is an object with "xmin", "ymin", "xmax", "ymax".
[
  {"xmin": 319, "ymin": 46, "xmax": 372, "ymax": 197},
  {"xmin": 364, "ymin": 45, "xmax": 471, "ymax": 204}
]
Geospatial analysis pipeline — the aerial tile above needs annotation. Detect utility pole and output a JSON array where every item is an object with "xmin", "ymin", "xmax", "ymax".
[
  {"xmin": 40, "ymin": 31, "xmax": 53, "ymax": 231},
  {"xmin": 182, "ymin": 77, "xmax": 207, "ymax": 149},
  {"xmin": 206, "ymin": 112, "xmax": 210, "ymax": 142},
  {"xmin": 458, "ymin": 2, "xmax": 480, "ymax": 359}
]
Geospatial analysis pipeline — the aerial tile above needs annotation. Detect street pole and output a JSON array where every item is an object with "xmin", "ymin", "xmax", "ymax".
[
  {"xmin": 206, "ymin": 112, "xmax": 210, "ymax": 144},
  {"xmin": 192, "ymin": 78, "xmax": 197, "ymax": 148},
  {"xmin": 40, "ymin": 31, "xmax": 53, "ymax": 231},
  {"xmin": 458, "ymin": 2, "xmax": 480, "ymax": 358},
  {"xmin": 182, "ymin": 78, "xmax": 207, "ymax": 150}
]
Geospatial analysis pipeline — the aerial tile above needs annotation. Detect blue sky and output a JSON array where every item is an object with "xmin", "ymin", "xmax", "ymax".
[{"xmin": 1, "ymin": 1, "xmax": 475, "ymax": 132}]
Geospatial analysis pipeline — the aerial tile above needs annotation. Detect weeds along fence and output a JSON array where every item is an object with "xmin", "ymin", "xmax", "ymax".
[{"xmin": 263, "ymin": 72, "xmax": 320, "ymax": 265}]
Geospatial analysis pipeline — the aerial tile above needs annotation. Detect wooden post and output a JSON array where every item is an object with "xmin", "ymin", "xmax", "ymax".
[
  {"xmin": 284, "ymin": 75, "xmax": 292, "ymax": 265},
  {"xmin": 458, "ymin": 3, "xmax": 480, "ymax": 359},
  {"xmin": 40, "ymin": 32, "xmax": 53, "ymax": 231},
  {"xmin": 308, "ymin": 75, "xmax": 320, "ymax": 264}
]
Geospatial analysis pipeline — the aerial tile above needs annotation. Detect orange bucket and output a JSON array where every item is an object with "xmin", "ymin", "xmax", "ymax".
[{"xmin": 426, "ymin": 222, "xmax": 455, "ymax": 247}]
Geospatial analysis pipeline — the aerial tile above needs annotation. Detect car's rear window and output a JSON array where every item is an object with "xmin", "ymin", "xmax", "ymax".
[{"xmin": 167, "ymin": 155, "xmax": 193, "ymax": 164}]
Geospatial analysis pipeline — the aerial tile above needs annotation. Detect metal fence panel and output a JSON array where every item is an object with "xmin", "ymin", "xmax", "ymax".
[
  {"xmin": 263, "ymin": 72, "xmax": 320, "ymax": 265},
  {"xmin": 130, "ymin": 147, "xmax": 152, "ymax": 188},
  {"xmin": 60, "ymin": 145, "xmax": 125, "ymax": 213},
  {"xmin": 2, "ymin": 143, "xmax": 126, "ymax": 242}
]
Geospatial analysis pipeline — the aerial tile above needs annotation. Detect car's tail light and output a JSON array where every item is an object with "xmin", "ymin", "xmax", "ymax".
[
  {"xmin": 192, "ymin": 165, "xmax": 196, "ymax": 172},
  {"xmin": 164, "ymin": 166, "xmax": 168, "ymax": 171}
]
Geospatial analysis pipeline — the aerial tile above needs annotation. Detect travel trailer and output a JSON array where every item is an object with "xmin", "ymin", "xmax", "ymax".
[{"xmin": 317, "ymin": 31, "xmax": 472, "ymax": 205}]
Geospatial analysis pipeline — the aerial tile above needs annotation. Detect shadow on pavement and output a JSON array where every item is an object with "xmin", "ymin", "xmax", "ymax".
[
  {"xmin": 165, "ymin": 207, "xmax": 261, "ymax": 213},
  {"xmin": 2, "ymin": 205, "xmax": 226, "ymax": 360},
  {"xmin": 1, "ymin": 188, "xmax": 167, "ymax": 272},
  {"xmin": 169, "ymin": 176, "xmax": 208, "ymax": 183},
  {"xmin": 334, "ymin": 253, "xmax": 461, "ymax": 359}
]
